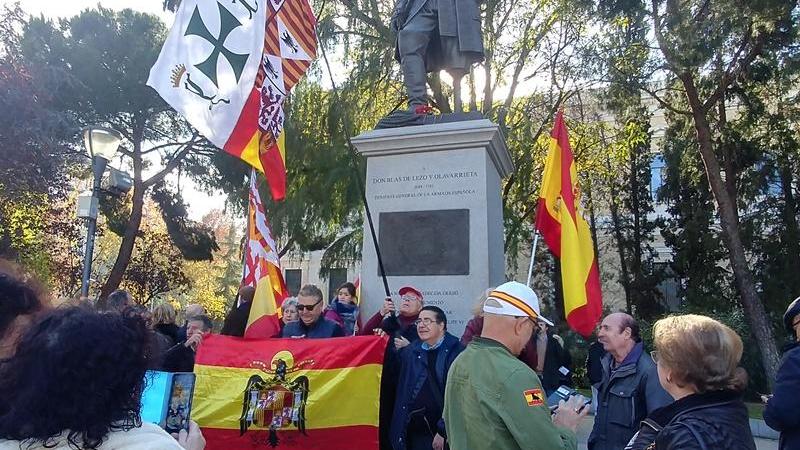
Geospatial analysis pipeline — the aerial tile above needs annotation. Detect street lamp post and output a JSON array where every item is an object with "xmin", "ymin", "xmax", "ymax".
[{"xmin": 79, "ymin": 126, "xmax": 122, "ymax": 299}]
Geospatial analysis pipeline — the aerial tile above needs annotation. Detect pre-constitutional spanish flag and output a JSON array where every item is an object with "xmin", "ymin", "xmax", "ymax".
[
  {"xmin": 242, "ymin": 169, "xmax": 288, "ymax": 339},
  {"xmin": 147, "ymin": 0, "xmax": 317, "ymax": 200},
  {"xmin": 193, "ymin": 335, "xmax": 386, "ymax": 449},
  {"xmin": 535, "ymin": 110, "xmax": 602, "ymax": 337}
]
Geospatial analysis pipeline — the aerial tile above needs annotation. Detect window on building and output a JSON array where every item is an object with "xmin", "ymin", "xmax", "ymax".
[
  {"xmin": 327, "ymin": 268, "xmax": 348, "ymax": 304},
  {"xmin": 654, "ymin": 262, "xmax": 680, "ymax": 311},
  {"xmin": 284, "ymin": 269, "xmax": 302, "ymax": 297},
  {"xmin": 650, "ymin": 154, "xmax": 666, "ymax": 201}
]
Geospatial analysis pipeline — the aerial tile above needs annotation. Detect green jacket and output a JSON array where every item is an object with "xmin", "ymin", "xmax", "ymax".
[{"xmin": 443, "ymin": 337, "xmax": 577, "ymax": 450}]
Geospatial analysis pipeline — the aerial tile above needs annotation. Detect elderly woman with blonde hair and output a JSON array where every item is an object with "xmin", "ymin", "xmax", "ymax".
[{"xmin": 625, "ymin": 314, "xmax": 756, "ymax": 450}]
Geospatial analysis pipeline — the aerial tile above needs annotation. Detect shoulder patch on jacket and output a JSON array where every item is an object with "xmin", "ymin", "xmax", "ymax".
[{"xmin": 523, "ymin": 388, "xmax": 544, "ymax": 406}]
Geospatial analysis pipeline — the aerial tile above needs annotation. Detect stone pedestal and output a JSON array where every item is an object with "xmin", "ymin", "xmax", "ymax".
[{"xmin": 351, "ymin": 120, "xmax": 513, "ymax": 336}]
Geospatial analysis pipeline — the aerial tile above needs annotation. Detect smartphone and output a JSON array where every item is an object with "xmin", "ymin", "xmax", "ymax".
[
  {"xmin": 164, "ymin": 373, "xmax": 196, "ymax": 434},
  {"xmin": 141, "ymin": 371, "xmax": 196, "ymax": 434},
  {"xmin": 549, "ymin": 394, "xmax": 591, "ymax": 414}
]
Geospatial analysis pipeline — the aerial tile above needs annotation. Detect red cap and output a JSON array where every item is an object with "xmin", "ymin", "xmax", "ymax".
[{"xmin": 398, "ymin": 286, "xmax": 423, "ymax": 301}]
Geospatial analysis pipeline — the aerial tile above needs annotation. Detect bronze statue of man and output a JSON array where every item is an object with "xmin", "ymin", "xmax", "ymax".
[{"xmin": 391, "ymin": 0, "xmax": 484, "ymax": 113}]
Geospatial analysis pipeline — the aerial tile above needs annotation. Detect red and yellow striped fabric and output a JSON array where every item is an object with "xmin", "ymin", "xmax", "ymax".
[
  {"xmin": 223, "ymin": 0, "xmax": 317, "ymax": 201},
  {"xmin": 243, "ymin": 171, "xmax": 288, "ymax": 339},
  {"xmin": 193, "ymin": 335, "xmax": 386, "ymax": 449},
  {"xmin": 535, "ymin": 110, "xmax": 602, "ymax": 337}
]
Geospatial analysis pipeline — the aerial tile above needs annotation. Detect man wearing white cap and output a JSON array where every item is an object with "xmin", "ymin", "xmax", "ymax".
[{"xmin": 443, "ymin": 281, "xmax": 587, "ymax": 450}]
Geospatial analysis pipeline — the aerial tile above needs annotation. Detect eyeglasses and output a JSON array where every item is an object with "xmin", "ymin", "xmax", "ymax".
[
  {"xmin": 296, "ymin": 299, "xmax": 322, "ymax": 311},
  {"xmin": 414, "ymin": 318, "xmax": 440, "ymax": 326},
  {"xmin": 401, "ymin": 295, "xmax": 421, "ymax": 302},
  {"xmin": 650, "ymin": 350, "xmax": 660, "ymax": 364},
  {"xmin": 793, "ymin": 318, "xmax": 800, "ymax": 327}
]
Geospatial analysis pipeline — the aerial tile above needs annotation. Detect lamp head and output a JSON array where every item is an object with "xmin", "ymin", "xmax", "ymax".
[{"xmin": 83, "ymin": 126, "xmax": 122, "ymax": 160}]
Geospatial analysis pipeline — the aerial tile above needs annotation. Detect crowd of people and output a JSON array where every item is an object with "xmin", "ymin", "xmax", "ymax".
[{"xmin": 1, "ymin": 258, "xmax": 799, "ymax": 450}]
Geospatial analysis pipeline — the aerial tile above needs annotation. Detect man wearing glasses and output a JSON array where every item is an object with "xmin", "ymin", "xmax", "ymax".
[
  {"xmin": 361, "ymin": 286, "xmax": 424, "ymax": 342},
  {"xmin": 281, "ymin": 284, "xmax": 345, "ymax": 338},
  {"xmin": 389, "ymin": 306, "xmax": 463, "ymax": 450}
]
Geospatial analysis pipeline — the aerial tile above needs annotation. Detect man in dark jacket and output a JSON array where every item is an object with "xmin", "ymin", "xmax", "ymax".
[
  {"xmin": 535, "ymin": 321, "xmax": 572, "ymax": 396},
  {"xmin": 220, "ymin": 286, "xmax": 255, "ymax": 337},
  {"xmin": 764, "ymin": 296, "xmax": 800, "ymax": 450},
  {"xmin": 281, "ymin": 284, "xmax": 345, "ymax": 338},
  {"xmin": 364, "ymin": 286, "xmax": 423, "ymax": 450},
  {"xmin": 162, "ymin": 314, "xmax": 213, "ymax": 372},
  {"xmin": 588, "ymin": 313, "xmax": 672, "ymax": 450},
  {"xmin": 390, "ymin": 306, "xmax": 463, "ymax": 450}
]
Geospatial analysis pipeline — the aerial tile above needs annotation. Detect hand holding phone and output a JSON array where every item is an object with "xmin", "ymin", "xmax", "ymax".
[{"xmin": 552, "ymin": 395, "xmax": 589, "ymax": 432}]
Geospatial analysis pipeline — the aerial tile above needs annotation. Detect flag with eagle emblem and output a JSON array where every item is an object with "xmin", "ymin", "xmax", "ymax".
[
  {"xmin": 147, "ymin": 0, "xmax": 317, "ymax": 200},
  {"xmin": 192, "ymin": 335, "xmax": 386, "ymax": 449}
]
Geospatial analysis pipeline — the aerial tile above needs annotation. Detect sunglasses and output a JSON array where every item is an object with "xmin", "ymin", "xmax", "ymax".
[{"xmin": 296, "ymin": 299, "xmax": 322, "ymax": 311}]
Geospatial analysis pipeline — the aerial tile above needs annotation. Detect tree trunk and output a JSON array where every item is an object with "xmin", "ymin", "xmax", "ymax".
[
  {"xmin": 468, "ymin": 66, "xmax": 478, "ymax": 112},
  {"xmin": 628, "ymin": 141, "xmax": 645, "ymax": 314},
  {"xmin": 606, "ymin": 158, "xmax": 633, "ymax": 314},
  {"xmin": 98, "ymin": 124, "xmax": 146, "ymax": 305},
  {"xmin": 680, "ymin": 74, "xmax": 781, "ymax": 383},
  {"xmin": 98, "ymin": 181, "xmax": 145, "ymax": 304}
]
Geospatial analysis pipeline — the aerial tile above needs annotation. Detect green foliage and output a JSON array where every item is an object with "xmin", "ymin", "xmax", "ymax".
[
  {"xmin": 659, "ymin": 104, "xmax": 735, "ymax": 310},
  {"xmin": 151, "ymin": 184, "xmax": 219, "ymax": 261},
  {"xmin": 120, "ymin": 226, "xmax": 190, "ymax": 304}
]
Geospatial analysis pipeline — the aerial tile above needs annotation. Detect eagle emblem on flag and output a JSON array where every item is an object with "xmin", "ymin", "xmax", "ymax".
[{"xmin": 239, "ymin": 351, "xmax": 314, "ymax": 447}]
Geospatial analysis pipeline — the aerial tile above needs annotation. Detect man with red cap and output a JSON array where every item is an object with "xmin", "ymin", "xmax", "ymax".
[
  {"xmin": 360, "ymin": 286, "xmax": 424, "ymax": 342},
  {"xmin": 360, "ymin": 286, "xmax": 425, "ymax": 450}
]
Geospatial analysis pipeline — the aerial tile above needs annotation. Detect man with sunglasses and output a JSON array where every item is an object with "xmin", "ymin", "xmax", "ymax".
[
  {"xmin": 444, "ymin": 281, "xmax": 586, "ymax": 450},
  {"xmin": 389, "ymin": 306, "xmax": 463, "ymax": 450},
  {"xmin": 281, "ymin": 284, "xmax": 345, "ymax": 338}
]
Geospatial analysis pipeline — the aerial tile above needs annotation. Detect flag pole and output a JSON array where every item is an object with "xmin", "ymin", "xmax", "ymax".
[
  {"xmin": 316, "ymin": 31, "xmax": 391, "ymax": 300},
  {"xmin": 526, "ymin": 231, "xmax": 539, "ymax": 287}
]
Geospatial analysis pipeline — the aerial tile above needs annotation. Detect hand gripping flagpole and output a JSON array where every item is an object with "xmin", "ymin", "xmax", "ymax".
[{"xmin": 315, "ymin": 23, "xmax": 392, "ymax": 302}]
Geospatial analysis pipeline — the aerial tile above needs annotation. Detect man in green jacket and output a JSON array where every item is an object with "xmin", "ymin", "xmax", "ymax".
[{"xmin": 444, "ymin": 281, "xmax": 588, "ymax": 450}]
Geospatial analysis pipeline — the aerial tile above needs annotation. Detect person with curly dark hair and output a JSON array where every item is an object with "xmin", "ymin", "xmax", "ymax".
[
  {"xmin": 0, "ymin": 259, "xmax": 48, "ymax": 359},
  {"xmin": 0, "ymin": 307, "xmax": 205, "ymax": 450}
]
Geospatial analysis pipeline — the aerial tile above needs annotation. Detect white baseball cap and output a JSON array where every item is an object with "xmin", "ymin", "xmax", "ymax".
[{"xmin": 483, "ymin": 281, "xmax": 554, "ymax": 326}]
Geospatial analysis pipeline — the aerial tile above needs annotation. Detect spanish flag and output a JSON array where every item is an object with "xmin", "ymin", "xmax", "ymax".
[
  {"xmin": 535, "ymin": 110, "xmax": 602, "ymax": 337},
  {"xmin": 147, "ymin": 0, "xmax": 317, "ymax": 200},
  {"xmin": 193, "ymin": 335, "xmax": 386, "ymax": 449}
]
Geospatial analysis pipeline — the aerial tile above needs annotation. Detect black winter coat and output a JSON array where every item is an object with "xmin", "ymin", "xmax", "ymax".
[
  {"xmin": 625, "ymin": 390, "xmax": 756, "ymax": 450},
  {"xmin": 764, "ymin": 342, "xmax": 800, "ymax": 450}
]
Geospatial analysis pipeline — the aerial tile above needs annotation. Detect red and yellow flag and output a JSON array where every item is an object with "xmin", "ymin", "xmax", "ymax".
[
  {"xmin": 243, "ymin": 170, "xmax": 288, "ymax": 339},
  {"xmin": 535, "ymin": 110, "xmax": 602, "ymax": 337},
  {"xmin": 223, "ymin": 0, "xmax": 317, "ymax": 200},
  {"xmin": 193, "ymin": 335, "xmax": 386, "ymax": 449}
]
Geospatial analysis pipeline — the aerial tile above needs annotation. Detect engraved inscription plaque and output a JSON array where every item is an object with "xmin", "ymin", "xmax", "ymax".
[{"xmin": 378, "ymin": 209, "xmax": 470, "ymax": 276}]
